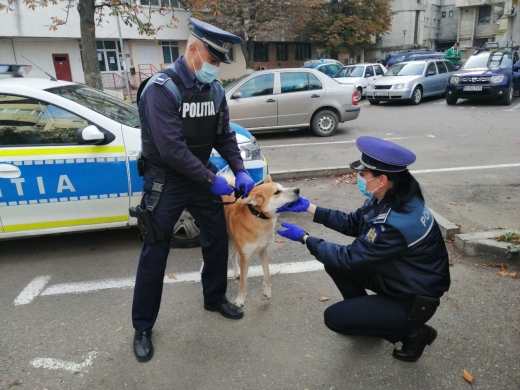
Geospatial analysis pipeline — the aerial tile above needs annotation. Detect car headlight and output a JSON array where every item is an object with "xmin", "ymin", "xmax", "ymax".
[
  {"xmin": 450, "ymin": 76, "xmax": 460, "ymax": 84},
  {"xmin": 239, "ymin": 137, "xmax": 262, "ymax": 161},
  {"xmin": 490, "ymin": 75, "xmax": 505, "ymax": 84},
  {"xmin": 367, "ymin": 84, "xmax": 375, "ymax": 89},
  {"xmin": 393, "ymin": 84, "xmax": 405, "ymax": 89}
]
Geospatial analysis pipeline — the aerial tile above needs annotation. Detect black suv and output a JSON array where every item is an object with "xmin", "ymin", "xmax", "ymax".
[{"xmin": 445, "ymin": 43, "xmax": 520, "ymax": 105}]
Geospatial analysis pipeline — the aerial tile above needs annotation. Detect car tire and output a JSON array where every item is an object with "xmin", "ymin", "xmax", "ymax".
[
  {"xmin": 409, "ymin": 87, "xmax": 422, "ymax": 105},
  {"xmin": 171, "ymin": 208, "xmax": 201, "ymax": 248},
  {"xmin": 501, "ymin": 83, "xmax": 513, "ymax": 105},
  {"xmin": 446, "ymin": 95, "xmax": 457, "ymax": 105},
  {"xmin": 311, "ymin": 109, "xmax": 339, "ymax": 137},
  {"xmin": 368, "ymin": 100, "xmax": 380, "ymax": 105},
  {"xmin": 357, "ymin": 87, "xmax": 363, "ymax": 100}
]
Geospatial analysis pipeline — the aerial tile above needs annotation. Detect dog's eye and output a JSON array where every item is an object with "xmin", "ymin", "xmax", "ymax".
[{"xmin": 274, "ymin": 190, "xmax": 281, "ymax": 195}]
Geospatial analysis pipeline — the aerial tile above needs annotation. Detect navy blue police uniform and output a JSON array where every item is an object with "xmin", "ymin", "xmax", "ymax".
[
  {"xmin": 132, "ymin": 19, "xmax": 245, "ymax": 337},
  {"xmin": 304, "ymin": 137, "xmax": 451, "ymax": 345}
]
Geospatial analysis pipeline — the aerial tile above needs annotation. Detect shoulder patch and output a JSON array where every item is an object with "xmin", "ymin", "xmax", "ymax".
[
  {"xmin": 364, "ymin": 226, "xmax": 380, "ymax": 243},
  {"xmin": 154, "ymin": 75, "xmax": 171, "ymax": 86}
]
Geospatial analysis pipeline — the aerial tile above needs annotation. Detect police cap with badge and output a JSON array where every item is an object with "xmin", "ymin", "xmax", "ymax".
[
  {"xmin": 189, "ymin": 18, "xmax": 243, "ymax": 64},
  {"xmin": 350, "ymin": 136, "xmax": 416, "ymax": 172}
]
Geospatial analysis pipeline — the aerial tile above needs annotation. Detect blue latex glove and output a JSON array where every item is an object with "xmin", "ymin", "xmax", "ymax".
[
  {"xmin": 277, "ymin": 222, "xmax": 307, "ymax": 242},
  {"xmin": 210, "ymin": 175, "xmax": 235, "ymax": 196},
  {"xmin": 277, "ymin": 196, "xmax": 310, "ymax": 213},
  {"xmin": 235, "ymin": 171, "xmax": 255, "ymax": 199}
]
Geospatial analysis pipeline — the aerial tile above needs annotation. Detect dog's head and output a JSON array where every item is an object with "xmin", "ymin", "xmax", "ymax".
[{"xmin": 244, "ymin": 175, "xmax": 299, "ymax": 215}]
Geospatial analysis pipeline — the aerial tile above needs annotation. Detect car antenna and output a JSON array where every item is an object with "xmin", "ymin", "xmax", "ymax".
[{"xmin": 21, "ymin": 55, "xmax": 58, "ymax": 81}]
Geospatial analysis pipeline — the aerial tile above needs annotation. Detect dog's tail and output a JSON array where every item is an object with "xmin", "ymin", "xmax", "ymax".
[{"xmin": 228, "ymin": 238, "xmax": 240, "ymax": 278}]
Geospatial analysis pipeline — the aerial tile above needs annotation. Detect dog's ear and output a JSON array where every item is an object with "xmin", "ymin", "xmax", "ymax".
[
  {"xmin": 263, "ymin": 174, "xmax": 272, "ymax": 183},
  {"xmin": 244, "ymin": 194, "xmax": 263, "ymax": 206}
]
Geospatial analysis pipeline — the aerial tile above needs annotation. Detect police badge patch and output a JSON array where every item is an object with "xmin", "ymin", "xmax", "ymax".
[{"xmin": 364, "ymin": 226, "xmax": 379, "ymax": 243}]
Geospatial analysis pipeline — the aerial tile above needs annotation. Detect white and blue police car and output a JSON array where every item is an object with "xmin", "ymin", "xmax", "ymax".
[{"xmin": 0, "ymin": 64, "xmax": 268, "ymax": 247}]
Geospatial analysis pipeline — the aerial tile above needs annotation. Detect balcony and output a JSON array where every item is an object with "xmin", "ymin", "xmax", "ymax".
[{"xmin": 456, "ymin": 0, "xmax": 506, "ymax": 7}]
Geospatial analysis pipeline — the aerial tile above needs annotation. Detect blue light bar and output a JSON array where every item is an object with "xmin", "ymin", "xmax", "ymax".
[{"xmin": 0, "ymin": 64, "xmax": 32, "ymax": 76}]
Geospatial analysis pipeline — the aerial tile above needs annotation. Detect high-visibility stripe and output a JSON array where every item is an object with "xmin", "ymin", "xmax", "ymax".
[
  {"xmin": 3, "ymin": 215, "xmax": 129, "ymax": 232},
  {"xmin": 0, "ymin": 146, "xmax": 125, "ymax": 157}
]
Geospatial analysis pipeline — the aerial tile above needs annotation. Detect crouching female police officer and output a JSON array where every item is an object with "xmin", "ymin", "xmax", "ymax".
[{"xmin": 277, "ymin": 136, "xmax": 450, "ymax": 362}]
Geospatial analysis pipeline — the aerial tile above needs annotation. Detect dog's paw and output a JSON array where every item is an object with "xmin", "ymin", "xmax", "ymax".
[
  {"xmin": 234, "ymin": 296, "xmax": 245, "ymax": 307},
  {"xmin": 263, "ymin": 285, "xmax": 272, "ymax": 299}
]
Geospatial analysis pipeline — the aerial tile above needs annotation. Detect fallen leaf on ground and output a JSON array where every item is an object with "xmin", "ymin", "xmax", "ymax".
[
  {"xmin": 8, "ymin": 380, "xmax": 22, "ymax": 388},
  {"xmin": 116, "ymin": 326, "xmax": 123, "ymax": 332},
  {"xmin": 455, "ymin": 223, "xmax": 462, "ymax": 228},
  {"xmin": 175, "ymin": 301, "xmax": 183, "ymax": 304},
  {"xmin": 319, "ymin": 187, "xmax": 324, "ymax": 189},
  {"xmin": 462, "ymin": 369, "xmax": 474, "ymax": 384},
  {"xmin": 500, "ymin": 263, "xmax": 507, "ymax": 272},
  {"xmin": 138, "ymin": 379, "xmax": 145, "ymax": 386},
  {"xmin": 449, "ymin": 202, "xmax": 457, "ymax": 206},
  {"xmin": 509, "ymin": 272, "xmax": 517, "ymax": 279},
  {"xmin": 447, "ymin": 339, "xmax": 452, "ymax": 343},
  {"xmin": 318, "ymin": 296, "xmax": 330, "ymax": 302},
  {"xmin": 167, "ymin": 274, "xmax": 177, "ymax": 280},
  {"xmin": 497, "ymin": 270, "xmax": 509, "ymax": 276},
  {"xmin": 444, "ymin": 238, "xmax": 454, "ymax": 243},
  {"xmin": 275, "ymin": 239, "xmax": 285, "ymax": 243}
]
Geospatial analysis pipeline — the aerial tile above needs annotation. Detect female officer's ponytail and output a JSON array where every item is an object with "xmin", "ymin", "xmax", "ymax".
[{"xmin": 372, "ymin": 169, "xmax": 424, "ymax": 213}]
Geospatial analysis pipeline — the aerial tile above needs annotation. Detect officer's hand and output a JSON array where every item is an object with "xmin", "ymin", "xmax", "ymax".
[
  {"xmin": 276, "ymin": 196, "xmax": 310, "ymax": 213},
  {"xmin": 210, "ymin": 176, "xmax": 235, "ymax": 196},
  {"xmin": 235, "ymin": 171, "xmax": 255, "ymax": 199},
  {"xmin": 277, "ymin": 222, "xmax": 307, "ymax": 242}
]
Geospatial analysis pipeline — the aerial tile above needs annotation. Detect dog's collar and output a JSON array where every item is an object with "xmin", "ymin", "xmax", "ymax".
[{"xmin": 247, "ymin": 204, "xmax": 270, "ymax": 219}]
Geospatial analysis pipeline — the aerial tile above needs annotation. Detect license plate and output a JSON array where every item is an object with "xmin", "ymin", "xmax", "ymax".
[
  {"xmin": 375, "ymin": 91, "xmax": 389, "ymax": 96},
  {"xmin": 463, "ymin": 86, "xmax": 483, "ymax": 91}
]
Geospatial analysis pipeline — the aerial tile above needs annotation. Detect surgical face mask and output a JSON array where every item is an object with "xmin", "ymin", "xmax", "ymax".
[
  {"xmin": 357, "ymin": 173, "xmax": 380, "ymax": 197},
  {"xmin": 192, "ymin": 46, "xmax": 220, "ymax": 84}
]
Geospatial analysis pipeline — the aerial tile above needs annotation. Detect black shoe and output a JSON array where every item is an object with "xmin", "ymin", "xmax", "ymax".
[
  {"xmin": 133, "ymin": 330, "xmax": 154, "ymax": 362},
  {"xmin": 392, "ymin": 325, "xmax": 437, "ymax": 362},
  {"xmin": 204, "ymin": 301, "xmax": 244, "ymax": 320}
]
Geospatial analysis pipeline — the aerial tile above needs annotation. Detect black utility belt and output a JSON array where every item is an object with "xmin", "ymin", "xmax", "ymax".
[{"xmin": 407, "ymin": 295, "xmax": 440, "ymax": 322}]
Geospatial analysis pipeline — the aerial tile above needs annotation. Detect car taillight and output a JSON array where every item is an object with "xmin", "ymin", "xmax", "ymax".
[{"xmin": 352, "ymin": 91, "xmax": 359, "ymax": 106}]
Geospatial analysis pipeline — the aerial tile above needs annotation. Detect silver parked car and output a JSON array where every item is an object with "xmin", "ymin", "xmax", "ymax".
[
  {"xmin": 365, "ymin": 59, "xmax": 456, "ymax": 105},
  {"xmin": 224, "ymin": 68, "xmax": 360, "ymax": 137}
]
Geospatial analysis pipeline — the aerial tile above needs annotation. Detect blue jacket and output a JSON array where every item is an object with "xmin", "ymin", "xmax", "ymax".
[{"xmin": 306, "ymin": 196, "xmax": 451, "ymax": 299}]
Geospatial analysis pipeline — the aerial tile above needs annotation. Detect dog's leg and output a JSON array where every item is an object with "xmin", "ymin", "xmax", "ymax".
[
  {"xmin": 229, "ymin": 239, "xmax": 240, "ymax": 279},
  {"xmin": 259, "ymin": 247, "xmax": 271, "ymax": 299},
  {"xmin": 234, "ymin": 255, "xmax": 248, "ymax": 307}
]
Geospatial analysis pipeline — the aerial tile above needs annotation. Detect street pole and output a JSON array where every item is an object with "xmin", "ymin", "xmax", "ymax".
[
  {"xmin": 116, "ymin": 13, "xmax": 132, "ymax": 103},
  {"xmin": 403, "ymin": 30, "xmax": 407, "ymax": 46}
]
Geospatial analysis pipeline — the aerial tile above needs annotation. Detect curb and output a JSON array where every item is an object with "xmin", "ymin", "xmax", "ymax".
[{"xmin": 270, "ymin": 167, "xmax": 513, "ymax": 260}]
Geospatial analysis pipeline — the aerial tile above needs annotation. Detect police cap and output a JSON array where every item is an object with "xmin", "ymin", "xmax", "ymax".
[
  {"xmin": 189, "ymin": 18, "xmax": 243, "ymax": 64},
  {"xmin": 349, "ymin": 136, "xmax": 416, "ymax": 172}
]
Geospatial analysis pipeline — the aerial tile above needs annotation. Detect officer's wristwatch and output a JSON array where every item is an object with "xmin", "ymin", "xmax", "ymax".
[{"xmin": 300, "ymin": 232, "xmax": 309, "ymax": 244}]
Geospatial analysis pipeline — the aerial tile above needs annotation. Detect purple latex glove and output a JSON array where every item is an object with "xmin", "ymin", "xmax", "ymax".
[
  {"xmin": 210, "ymin": 176, "xmax": 234, "ymax": 196},
  {"xmin": 235, "ymin": 171, "xmax": 255, "ymax": 198},
  {"xmin": 277, "ymin": 222, "xmax": 307, "ymax": 242},
  {"xmin": 277, "ymin": 196, "xmax": 310, "ymax": 213}
]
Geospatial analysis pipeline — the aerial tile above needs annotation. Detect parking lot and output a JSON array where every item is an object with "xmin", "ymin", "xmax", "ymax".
[{"xmin": 1, "ymin": 94, "xmax": 519, "ymax": 389}]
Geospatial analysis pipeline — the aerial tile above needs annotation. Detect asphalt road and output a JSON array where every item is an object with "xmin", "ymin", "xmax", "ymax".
[{"xmin": 1, "ymin": 95, "xmax": 519, "ymax": 389}]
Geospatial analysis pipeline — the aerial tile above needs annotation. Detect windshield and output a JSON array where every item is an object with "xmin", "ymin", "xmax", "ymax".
[
  {"xmin": 46, "ymin": 85, "xmax": 140, "ymax": 127},
  {"xmin": 385, "ymin": 63, "xmax": 425, "ymax": 76},
  {"xmin": 334, "ymin": 66, "xmax": 363, "ymax": 78},
  {"xmin": 463, "ymin": 54, "xmax": 491, "ymax": 69},
  {"xmin": 224, "ymin": 74, "xmax": 250, "ymax": 92}
]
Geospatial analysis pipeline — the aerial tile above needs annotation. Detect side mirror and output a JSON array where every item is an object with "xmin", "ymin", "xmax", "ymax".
[
  {"xmin": 232, "ymin": 91, "xmax": 242, "ymax": 99},
  {"xmin": 426, "ymin": 71, "xmax": 436, "ymax": 77},
  {"xmin": 77, "ymin": 125, "xmax": 105, "ymax": 145}
]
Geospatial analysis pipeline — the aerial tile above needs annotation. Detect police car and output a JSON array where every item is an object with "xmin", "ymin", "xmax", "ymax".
[{"xmin": 0, "ymin": 64, "xmax": 268, "ymax": 247}]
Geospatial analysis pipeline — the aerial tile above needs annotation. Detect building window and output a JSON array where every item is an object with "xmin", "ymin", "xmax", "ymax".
[
  {"xmin": 161, "ymin": 41, "xmax": 179, "ymax": 64},
  {"xmin": 227, "ymin": 47, "xmax": 234, "ymax": 62},
  {"xmin": 276, "ymin": 43, "xmax": 288, "ymax": 61},
  {"xmin": 96, "ymin": 40, "xmax": 120, "ymax": 72},
  {"xmin": 442, "ymin": 11, "xmax": 446, "ymax": 18},
  {"xmin": 254, "ymin": 42, "xmax": 268, "ymax": 62},
  {"xmin": 141, "ymin": 0, "xmax": 179, "ymax": 6},
  {"xmin": 478, "ymin": 5, "xmax": 491, "ymax": 24},
  {"xmin": 449, "ymin": 10, "xmax": 453, "ymax": 18},
  {"xmin": 295, "ymin": 43, "xmax": 311, "ymax": 61}
]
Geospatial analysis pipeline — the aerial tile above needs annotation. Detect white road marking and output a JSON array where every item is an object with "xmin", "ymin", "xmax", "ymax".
[
  {"xmin": 503, "ymin": 102, "xmax": 520, "ymax": 112},
  {"xmin": 30, "ymin": 351, "xmax": 97, "ymax": 373},
  {"xmin": 15, "ymin": 261, "xmax": 324, "ymax": 304},
  {"xmin": 412, "ymin": 163, "xmax": 520, "ymax": 174},
  {"xmin": 14, "ymin": 275, "xmax": 51, "ymax": 305},
  {"xmin": 265, "ymin": 135, "xmax": 426, "ymax": 149}
]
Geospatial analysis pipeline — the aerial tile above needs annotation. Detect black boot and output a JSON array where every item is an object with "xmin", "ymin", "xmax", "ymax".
[
  {"xmin": 392, "ymin": 325, "xmax": 437, "ymax": 362},
  {"xmin": 133, "ymin": 330, "xmax": 154, "ymax": 362}
]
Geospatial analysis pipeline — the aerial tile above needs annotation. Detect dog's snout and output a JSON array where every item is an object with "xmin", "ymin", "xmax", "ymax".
[{"xmin": 294, "ymin": 188, "xmax": 300, "ymax": 195}]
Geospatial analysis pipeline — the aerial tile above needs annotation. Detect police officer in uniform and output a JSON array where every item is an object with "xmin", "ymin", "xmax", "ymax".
[
  {"xmin": 277, "ymin": 136, "xmax": 451, "ymax": 362},
  {"xmin": 131, "ymin": 18, "xmax": 255, "ymax": 362}
]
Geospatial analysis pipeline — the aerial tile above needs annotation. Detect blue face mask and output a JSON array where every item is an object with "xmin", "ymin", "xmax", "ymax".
[
  {"xmin": 357, "ymin": 173, "xmax": 380, "ymax": 197},
  {"xmin": 193, "ymin": 47, "xmax": 220, "ymax": 84}
]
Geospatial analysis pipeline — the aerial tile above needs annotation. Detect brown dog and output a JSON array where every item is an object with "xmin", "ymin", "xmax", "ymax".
[{"xmin": 222, "ymin": 175, "xmax": 299, "ymax": 307}]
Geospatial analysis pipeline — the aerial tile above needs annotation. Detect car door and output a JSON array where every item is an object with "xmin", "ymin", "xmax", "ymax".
[
  {"xmin": 363, "ymin": 66, "xmax": 377, "ymax": 90},
  {"xmin": 513, "ymin": 52, "xmax": 520, "ymax": 91},
  {"xmin": 0, "ymin": 93, "xmax": 129, "ymax": 237},
  {"xmin": 423, "ymin": 62, "xmax": 439, "ymax": 96},
  {"xmin": 227, "ymin": 73, "xmax": 277, "ymax": 129},
  {"xmin": 277, "ymin": 71, "xmax": 324, "ymax": 126},
  {"xmin": 435, "ymin": 61, "xmax": 450, "ymax": 91}
]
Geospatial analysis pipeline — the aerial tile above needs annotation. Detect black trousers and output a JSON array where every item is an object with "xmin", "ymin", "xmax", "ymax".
[
  {"xmin": 132, "ymin": 172, "xmax": 229, "ymax": 332},
  {"xmin": 323, "ymin": 266, "xmax": 435, "ymax": 343}
]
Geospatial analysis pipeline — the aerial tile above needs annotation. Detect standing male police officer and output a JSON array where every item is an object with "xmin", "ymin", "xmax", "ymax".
[{"xmin": 131, "ymin": 18, "xmax": 255, "ymax": 362}]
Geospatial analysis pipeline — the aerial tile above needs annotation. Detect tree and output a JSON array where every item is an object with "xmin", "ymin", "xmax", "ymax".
[
  {"xmin": 0, "ymin": 0, "xmax": 179, "ymax": 89},
  {"xmin": 184, "ymin": 0, "xmax": 315, "ymax": 69},
  {"xmin": 304, "ymin": 0, "xmax": 393, "ymax": 59}
]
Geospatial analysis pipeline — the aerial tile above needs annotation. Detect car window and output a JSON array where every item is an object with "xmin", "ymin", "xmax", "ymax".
[
  {"xmin": 393, "ymin": 55, "xmax": 406, "ymax": 63},
  {"xmin": 436, "ymin": 61, "xmax": 448, "ymax": 74},
  {"xmin": 0, "ymin": 94, "xmax": 88, "ymax": 146},
  {"xmin": 385, "ymin": 63, "xmax": 425, "ymax": 76},
  {"xmin": 281, "ymin": 72, "xmax": 309, "ymax": 93},
  {"xmin": 374, "ymin": 65, "xmax": 385, "ymax": 76},
  {"xmin": 317, "ymin": 65, "xmax": 329, "ymax": 74},
  {"xmin": 308, "ymin": 73, "xmax": 322, "ymax": 90},
  {"xmin": 334, "ymin": 66, "xmax": 364, "ymax": 78},
  {"xmin": 444, "ymin": 61, "xmax": 455, "ymax": 72},
  {"xmin": 46, "ymin": 85, "xmax": 139, "ymax": 127},
  {"xmin": 236, "ymin": 73, "xmax": 274, "ymax": 98},
  {"xmin": 328, "ymin": 65, "xmax": 341, "ymax": 74},
  {"xmin": 463, "ymin": 54, "xmax": 490, "ymax": 69},
  {"xmin": 489, "ymin": 53, "xmax": 512, "ymax": 68},
  {"xmin": 426, "ymin": 62, "xmax": 437, "ymax": 75},
  {"xmin": 365, "ymin": 66, "xmax": 374, "ymax": 76}
]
